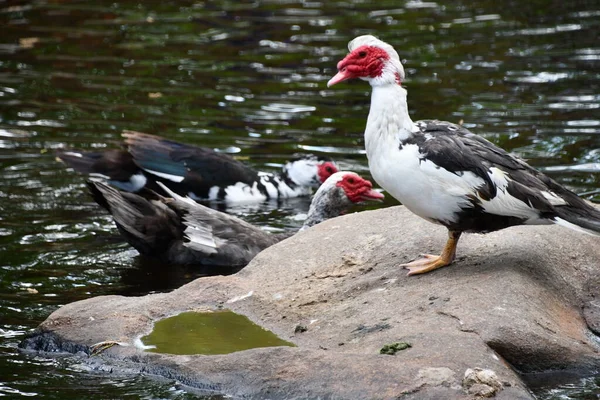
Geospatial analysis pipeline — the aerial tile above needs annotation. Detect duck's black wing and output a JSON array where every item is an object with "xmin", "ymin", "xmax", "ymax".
[
  {"xmin": 410, "ymin": 120, "xmax": 600, "ymax": 233},
  {"xmin": 123, "ymin": 131, "xmax": 260, "ymax": 199},
  {"xmin": 87, "ymin": 181, "xmax": 280, "ymax": 267}
]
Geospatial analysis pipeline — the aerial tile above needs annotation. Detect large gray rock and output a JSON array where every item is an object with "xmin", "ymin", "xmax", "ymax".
[{"xmin": 21, "ymin": 206, "xmax": 600, "ymax": 399}]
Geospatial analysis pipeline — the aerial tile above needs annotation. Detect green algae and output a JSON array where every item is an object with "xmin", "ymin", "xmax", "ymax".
[
  {"xmin": 141, "ymin": 310, "xmax": 295, "ymax": 355},
  {"xmin": 380, "ymin": 342, "xmax": 412, "ymax": 355}
]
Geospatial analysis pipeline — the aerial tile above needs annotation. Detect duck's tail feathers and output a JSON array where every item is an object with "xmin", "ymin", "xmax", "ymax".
[
  {"xmin": 57, "ymin": 149, "xmax": 146, "ymax": 192},
  {"xmin": 86, "ymin": 181, "xmax": 176, "ymax": 254},
  {"xmin": 86, "ymin": 180, "xmax": 114, "ymax": 212},
  {"xmin": 553, "ymin": 205, "xmax": 600, "ymax": 237},
  {"xmin": 86, "ymin": 181, "xmax": 150, "ymax": 232}
]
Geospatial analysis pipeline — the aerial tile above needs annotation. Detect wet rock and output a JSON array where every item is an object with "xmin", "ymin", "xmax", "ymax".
[
  {"xmin": 20, "ymin": 329, "xmax": 90, "ymax": 355},
  {"xmin": 20, "ymin": 206, "xmax": 600, "ymax": 399}
]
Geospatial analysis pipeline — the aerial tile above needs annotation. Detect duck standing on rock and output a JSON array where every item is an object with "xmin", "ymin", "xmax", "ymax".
[
  {"xmin": 87, "ymin": 171, "xmax": 384, "ymax": 269},
  {"xmin": 57, "ymin": 131, "xmax": 338, "ymax": 204},
  {"xmin": 327, "ymin": 35, "xmax": 600, "ymax": 275}
]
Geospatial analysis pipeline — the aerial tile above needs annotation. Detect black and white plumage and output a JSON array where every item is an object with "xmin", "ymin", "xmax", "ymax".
[
  {"xmin": 87, "ymin": 171, "xmax": 384, "ymax": 269},
  {"xmin": 57, "ymin": 131, "xmax": 338, "ymax": 204},
  {"xmin": 328, "ymin": 35, "xmax": 600, "ymax": 275}
]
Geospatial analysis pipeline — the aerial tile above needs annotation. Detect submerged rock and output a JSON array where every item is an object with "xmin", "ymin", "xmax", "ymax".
[{"xmin": 20, "ymin": 206, "xmax": 600, "ymax": 399}]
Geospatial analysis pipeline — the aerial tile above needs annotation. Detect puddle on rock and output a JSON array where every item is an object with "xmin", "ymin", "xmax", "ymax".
[{"xmin": 141, "ymin": 310, "xmax": 295, "ymax": 355}]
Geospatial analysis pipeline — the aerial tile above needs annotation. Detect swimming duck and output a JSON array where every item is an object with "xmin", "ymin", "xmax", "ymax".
[
  {"xmin": 87, "ymin": 171, "xmax": 384, "ymax": 268},
  {"xmin": 58, "ymin": 131, "xmax": 338, "ymax": 204}
]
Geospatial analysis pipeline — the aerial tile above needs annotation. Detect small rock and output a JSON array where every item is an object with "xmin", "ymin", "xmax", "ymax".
[
  {"xmin": 467, "ymin": 383, "xmax": 497, "ymax": 397},
  {"xmin": 463, "ymin": 368, "xmax": 503, "ymax": 397}
]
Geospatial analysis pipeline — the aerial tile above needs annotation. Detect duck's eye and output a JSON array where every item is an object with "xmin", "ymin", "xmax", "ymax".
[
  {"xmin": 348, "ymin": 178, "xmax": 355, "ymax": 184},
  {"xmin": 326, "ymin": 166, "xmax": 333, "ymax": 173},
  {"xmin": 358, "ymin": 51, "xmax": 367, "ymax": 58}
]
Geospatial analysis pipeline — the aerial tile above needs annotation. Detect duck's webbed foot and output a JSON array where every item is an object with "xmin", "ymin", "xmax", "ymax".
[
  {"xmin": 400, "ymin": 254, "xmax": 451, "ymax": 275},
  {"xmin": 400, "ymin": 230, "xmax": 462, "ymax": 276}
]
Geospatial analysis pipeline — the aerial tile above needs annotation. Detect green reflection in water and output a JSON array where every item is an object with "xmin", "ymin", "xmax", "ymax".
[{"xmin": 142, "ymin": 310, "xmax": 295, "ymax": 355}]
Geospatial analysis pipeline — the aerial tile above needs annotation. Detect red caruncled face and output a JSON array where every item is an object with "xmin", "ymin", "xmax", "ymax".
[
  {"xmin": 336, "ymin": 174, "xmax": 384, "ymax": 203},
  {"xmin": 317, "ymin": 161, "xmax": 338, "ymax": 183},
  {"xmin": 328, "ymin": 45, "xmax": 390, "ymax": 86}
]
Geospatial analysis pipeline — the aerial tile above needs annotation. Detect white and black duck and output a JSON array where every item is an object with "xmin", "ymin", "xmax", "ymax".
[
  {"xmin": 328, "ymin": 35, "xmax": 600, "ymax": 275},
  {"xmin": 57, "ymin": 131, "xmax": 338, "ymax": 204},
  {"xmin": 87, "ymin": 171, "xmax": 384, "ymax": 269}
]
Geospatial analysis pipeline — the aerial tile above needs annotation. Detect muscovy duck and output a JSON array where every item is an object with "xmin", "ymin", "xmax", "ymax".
[
  {"xmin": 57, "ymin": 131, "xmax": 338, "ymax": 204},
  {"xmin": 328, "ymin": 35, "xmax": 600, "ymax": 275},
  {"xmin": 87, "ymin": 171, "xmax": 384, "ymax": 268}
]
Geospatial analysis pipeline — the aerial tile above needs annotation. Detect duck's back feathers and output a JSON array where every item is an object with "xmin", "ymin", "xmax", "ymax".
[
  {"xmin": 87, "ymin": 181, "xmax": 280, "ymax": 267},
  {"xmin": 408, "ymin": 120, "xmax": 600, "ymax": 234},
  {"xmin": 122, "ymin": 131, "xmax": 259, "ymax": 199}
]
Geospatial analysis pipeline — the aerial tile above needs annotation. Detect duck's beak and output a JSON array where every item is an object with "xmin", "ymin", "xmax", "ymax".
[
  {"xmin": 360, "ymin": 189, "xmax": 385, "ymax": 202},
  {"xmin": 327, "ymin": 68, "xmax": 351, "ymax": 87}
]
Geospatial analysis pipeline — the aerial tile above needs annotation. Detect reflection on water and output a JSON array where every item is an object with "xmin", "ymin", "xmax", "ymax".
[{"xmin": 1, "ymin": 0, "xmax": 599, "ymax": 398}]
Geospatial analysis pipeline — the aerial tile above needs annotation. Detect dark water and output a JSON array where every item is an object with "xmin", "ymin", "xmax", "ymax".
[{"xmin": 1, "ymin": 0, "xmax": 599, "ymax": 398}]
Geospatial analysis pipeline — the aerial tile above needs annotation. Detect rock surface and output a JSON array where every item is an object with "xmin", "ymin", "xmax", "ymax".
[{"xmin": 21, "ymin": 206, "xmax": 600, "ymax": 399}]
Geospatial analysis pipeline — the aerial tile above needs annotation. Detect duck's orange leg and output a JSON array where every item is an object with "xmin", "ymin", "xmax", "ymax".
[{"xmin": 400, "ymin": 230, "xmax": 462, "ymax": 276}]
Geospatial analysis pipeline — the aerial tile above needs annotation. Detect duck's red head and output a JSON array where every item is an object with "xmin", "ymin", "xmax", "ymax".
[
  {"xmin": 317, "ymin": 161, "xmax": 338, "ymax": 183},
  {"xmin": 335, "ymin": 172, "xmax": 384, "ymax": 203},
  {"xmin": 327, "ymin": 35, "xmax": 404, "ymax": 87}
]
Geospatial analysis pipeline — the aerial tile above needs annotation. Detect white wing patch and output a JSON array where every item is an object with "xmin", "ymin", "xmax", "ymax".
[
  {"xmin": 541, "ymin": 191, "xmax": 567, "ymax": 206},
  {"xmin": 155, "ymin": 182, "xmax": 221, "ymax": 252},
  {"xmin": 62, "ymin": 151, "xmax": 83, "ymax": 158},
  {"xmin": 554, "ymin": 217, "xmax": 600, "ymax": 236},
  {"xmin": 109, "ymin": 173, "xmax": 147, "ymax": 192},
  {"xmin": 182, "ymin": 222, "xmax": 218, "ymax": 254},
  {"xmin": 188, "ymin": 187, "xmax": 219, "ymax": 201},
  {"xmin": 479, "ymin": 167, "xmax": 544, "ymax": 222},
  {"xmin": 206, "ymin": 186, "xmax": 220, "ymax": 200},
  {"xmin": 89, "ymin": 172, "xmax": 111, "ymax": 180},
  {"xmin": 143, "ymin": 168, "xmax": 185, "ymax": 183},
  {"xmin": 223, "ymin": 181, "xmax": 268, "ymax": 204},
  {"xmin": 487, "ymin": 167, "xmax": 509, "ymax": 188}
]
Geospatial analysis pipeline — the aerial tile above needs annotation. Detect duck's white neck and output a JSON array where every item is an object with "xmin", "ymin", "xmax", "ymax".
[{"xmin": 364, "ymin": 83, "xmax": 415, "ymax": 158}]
